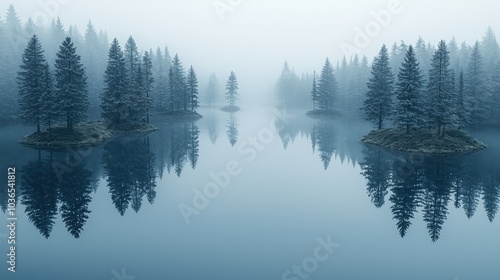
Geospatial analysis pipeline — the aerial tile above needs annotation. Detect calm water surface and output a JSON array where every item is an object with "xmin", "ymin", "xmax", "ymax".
[{"xmin": 0, "ymin": 108, "xmax": 499, "ymax": 280}]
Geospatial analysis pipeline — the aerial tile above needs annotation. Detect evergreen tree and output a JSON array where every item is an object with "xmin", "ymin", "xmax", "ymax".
[
  {"xmin": 17, "ymin": 35, "xmax": 47, "ymax": 132},
  {"xmin": 205, "ymin": 73, "xmax": 219, "ymax": 106},
  {"xmin": 225, "ymin": 71, "xmax": 239, "ymax": 107},
  {"xmin": 54, "ymin": 37, "xmax": 89, "ymax": 130},
  {"xmin": 426, "ymin": 40, "xmax": 453, "ymax": 135},
  {"xmin": 130, "ymin": 63, "xmax": 146, "ymax": 122},
  {"xmin": 415, "ymin": 36, "xmax": 431, "ymax": 78},
  {"xmin": 41, "ymin": 63, "xmax": 58, "ymax": 135},
  {"xmin": 142, "ymin": 51, "xmax": 154, "ymax": 123},
  {"xmin": 278, "ymin": 61, "xmax": 293, "ymax": 106},
  {"xmin": 464, "ymin": 41, "xmax": 488, "ymax": 127},
  {"xmin": 362, "ymin": 45, "xmax": 394, "ymax": 130},
  {"xmin": 311, "ymin": 71, "xmax": 318, "ymax": 110},
  {"xmin": 186, "ymin": 66, "xmax": 199, "ymax": 112},
  {"xmin": 168, "ymin": 54, "xmax": 187, "ymax": 112},
  {"xmin": 101, "ymin": 38, "xmax": 129, "ymax": 124},
  {"xmin": 455, "ymin": 70, "xmax": 467, "ymax": 128},
  {"xmin": 394, "ymin": 45, "xmax": 424, "ymax": 133},
  {"xmin": 317, "ymin": 58, "xmax": 337, "ymax": 111},
  {"xmin": 153, "ymin": 47, "xmax": 169, "ymax": 110}
]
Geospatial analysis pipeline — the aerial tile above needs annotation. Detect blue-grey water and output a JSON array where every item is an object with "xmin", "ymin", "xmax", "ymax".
[{"xmin": 0, "ymin": 108, "xmax": 499, "ymax": 280}]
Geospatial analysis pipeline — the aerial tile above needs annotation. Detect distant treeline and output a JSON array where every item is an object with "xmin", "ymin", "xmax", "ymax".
[
  {"xmin": 276, "ymin": 28, "xmax": 500, "ymax": 129},
  {"xmin": 0, "ymin": 5, "xmax": 223, "ymax": 123}
]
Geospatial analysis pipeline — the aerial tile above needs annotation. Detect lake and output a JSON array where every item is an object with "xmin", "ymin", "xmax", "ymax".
[{"xmin": 0, "ymin": 107, "xmax": 499, "ymax": 280}]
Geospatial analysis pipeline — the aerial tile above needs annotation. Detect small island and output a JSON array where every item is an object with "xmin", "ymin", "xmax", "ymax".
[
  {"xmin": 305, "ymin": 59, "xmax": 340, "ymax": 119},
  {"xmin": 360, "ymin": 43, "xmax": 488, "ymax": 155},
  {"xmin": 362, "ymin": 128, "xmax": 486, "ymax": 154},
  {"xmin": 220, "ymin": 71, "xmax": 241, "ymax": 112},
  {"xmin": 16, "ymin": 35, "xmax": 203, "ymax": 149},
  {"xmin": 20, "ymin": 121, "xmax": 158, "ymax": 148}
]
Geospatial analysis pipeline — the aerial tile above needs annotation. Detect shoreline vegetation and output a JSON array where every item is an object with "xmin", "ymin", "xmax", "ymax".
[
  {"xmin": 361, "ymin": 128, "xmax": 487, "ymax": 154},
  {"xmin": 19, "ymin": 121, "xmax": 159, "ymax": 148}
]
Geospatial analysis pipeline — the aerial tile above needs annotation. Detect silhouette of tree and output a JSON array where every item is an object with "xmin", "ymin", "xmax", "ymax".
[
  {"xmin": 58, "ymin": 163, "xmax": 92, "ymax": 239},
  {"xmin": 360, "ymin": 147, "xmax": 392, "ymax": 208},
  {"xmin": 226, "ymin": 113, "xmax": 239, "ymax": 147},
  {"xmin": 20, "ymin": 151, "xmax": 58, "ymax": 238}
]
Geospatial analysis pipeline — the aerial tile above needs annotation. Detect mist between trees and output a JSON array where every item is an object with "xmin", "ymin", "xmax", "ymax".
[
  {"xmin": 275, "ymin": 28, "xmax": 500, "ymax": 132},
  {"xmin": 0, "ymin": 5, "xmax": 235, "ymax": 129}
]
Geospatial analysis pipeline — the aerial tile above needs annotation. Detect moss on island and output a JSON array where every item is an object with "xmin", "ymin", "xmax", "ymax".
[
  {"xmin": 361, "ymin": 128, "xmax": 487, "ymax": 154},
  {"xmin": 19, "ymin": 121, "xmax": 158, "ymax": 148},
  {"xmin": 306, "ymin": 109, "xmax": 342, "ymax": 119},
  {"xmin": 220, "ymin": 105, "xmax": 240, "ymax": 112}
]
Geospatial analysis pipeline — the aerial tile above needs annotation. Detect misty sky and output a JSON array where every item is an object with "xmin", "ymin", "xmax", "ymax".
[{"xmin": 2, "ymin": 0, "xmax": 499, "ymax": 103}]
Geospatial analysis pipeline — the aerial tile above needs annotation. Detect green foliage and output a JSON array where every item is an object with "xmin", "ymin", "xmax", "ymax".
[
  {"xmin": 394, "ymin": 45, "xmax": 424, "ymax": 132},
  {"xmin": 362, "ymin": 45, "xmax": 394, "ymax": 130},
  {"xmin": 54, "ymin": 37, "xmax": 89, "ymax": 130}
]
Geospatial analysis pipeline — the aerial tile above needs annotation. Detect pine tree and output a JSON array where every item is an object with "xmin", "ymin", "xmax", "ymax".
[
  {"xmin": 455, "ymin": 70, "xmax": 467, "ymax": 128},
  {"xmin": 142, "ymin": 51, "xmax": 154, "ymax": 123},
  {"xmin": 317, "ymin": 58, "xmax": 337, "ymax": 111},
  {"xmin": 395, "ymin": 45, "xmax": 424, "ymax": 133},
  {"xmin": 225, "ymin": 71, "xmax": 239, "ymax": 107},
  {"xmin": 362, "ymin": 45, "xmax": 394, "ymax": 130},
  {"xmin": 311, "ymin": 71, "xmax": 318, "ymax": 110},
  {"xmin": 130, "ymin": 63, "xmax": 146, "ymax": 122},
  {"xmin": 168, "ymin": 54, "xmax": 187, "ymax": 112},
  {"xmin": 186, "ymin": 66, "xmax": 199, "ymax": 112},
  {"xmin": 205, "ymin": 73, "xmax": 219, "ymax": 106},
  {"xmin": 17, "ymin": 35, "xmax": 47, "ymax": 132},
  {"xmin": 101, "ymin": 38, "xmax": 129, "ymax": 124},
  {"xmin": 427, "ymin": 40, "xmax": 453, "ymax": 136},
  {"xmin": 41, "ymin": 63, "xmax": 58, "ymax": 136},
  {"xmin": 278, "ymin": 61, "xmax": 292, "ymax": 106},
  {"xmin": 464, "ymin": 41, "xmax": 488, "ymax": 127},
  {"xmin": 54, "ymin": 37, "xmax": 89, "ymax": 130}
]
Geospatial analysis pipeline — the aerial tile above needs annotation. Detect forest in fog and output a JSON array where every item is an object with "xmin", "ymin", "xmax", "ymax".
[
  {"xmin": 276, "ymin": 28, "xmax": 500, "ymax": 131},
  {"xmin": 1, "ymin": 3, "xmax": 500, "ymax": 132}
]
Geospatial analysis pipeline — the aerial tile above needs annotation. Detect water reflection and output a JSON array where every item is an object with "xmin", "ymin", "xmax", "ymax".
[
  {"xmin": 6, "ymin": 112, "xmax": 499, "ymax": 244},
  {"xmin": 102, "ymin": 137, "xmax": 157, "ymax": 215},
  {"xmin": 360, "ymin": 146, "xmax": 500, "ymax": 242},
  {"xmin": 20, "ymin": 150, "xmax": 93, "ymax": 238},
  {"xmin": 276, "ymin": 114, "xmax": 364, "ymax": 168},
  {"xmin": 226, "ymin": 113, "xmax": 239, "ymax": 147},
  {"xmin": 154, "ymin": 121, "xmax": 200, "ymax": 177},
  {"xmin": 205, "ymin": 110, "xmax": 220, "ymax": 145}
]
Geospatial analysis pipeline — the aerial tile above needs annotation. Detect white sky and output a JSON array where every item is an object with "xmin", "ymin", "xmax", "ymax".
[{"xmin": 2, "ymin": 0, "xmax": 499, "ymax": 102}]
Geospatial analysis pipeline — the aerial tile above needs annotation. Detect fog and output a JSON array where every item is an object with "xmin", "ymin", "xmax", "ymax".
[{"xmin": 2, "ymin": 0, "xmax": 499, "ymax": 104}]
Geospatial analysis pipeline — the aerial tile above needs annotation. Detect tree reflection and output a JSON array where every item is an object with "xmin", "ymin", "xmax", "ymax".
[
  {"xmin": 20, "ymin": 150, "xmax": 93, "ymax": 238},
  {"xmin": 311, "ymin": 119, "xmax": 337, "ymax": 169},
  {"xmin": 360, "ymin": 146, "xmax": 500, "ymax": 242},
  {"xmin": 226, "ymin": 113, "xmax": 238, "ymax": 147},
  {"xmin": 20, "ymin": 150, "xmax": 58, "ymax": 238},
  {"xmin": 103, "ymin": 137, "xmax": 157, "ymax": 215},
  {"xmin": 59, "ymin": 164, "xmax": 92, "ymax": 238},
  {"xmin": 154, "ymin": 121, "xmax": 200, "ymax": 177},
  {"xmin": 359, "ymin": 147, "xmax": 392, "ymax": 208}
]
